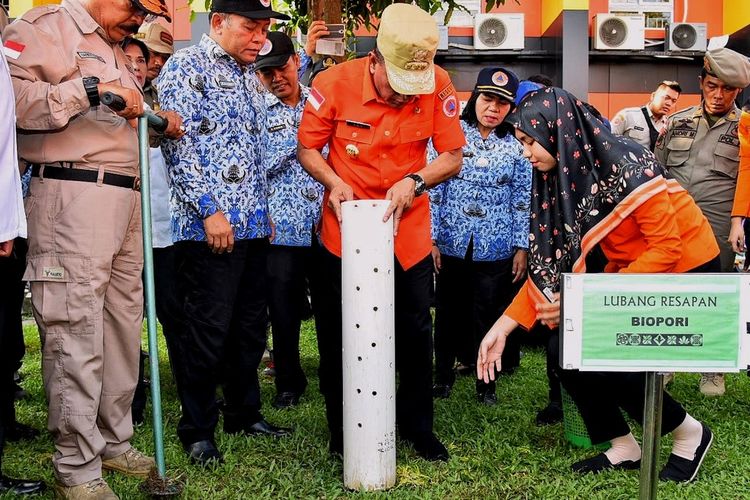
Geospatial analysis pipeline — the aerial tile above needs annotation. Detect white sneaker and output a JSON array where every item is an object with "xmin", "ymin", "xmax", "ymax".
[{"xmin": 699, "ymin": 373, "xmax": 725, "ymax": 396}]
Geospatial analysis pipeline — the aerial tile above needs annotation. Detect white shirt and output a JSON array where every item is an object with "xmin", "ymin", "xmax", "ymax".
[
  {"xmin": 610, "ymin": 105, "xmax": 668, "ymax": 150},
  {"xmin": 0, "ymin": 51, "xmax": 26, "ymax": 242}
]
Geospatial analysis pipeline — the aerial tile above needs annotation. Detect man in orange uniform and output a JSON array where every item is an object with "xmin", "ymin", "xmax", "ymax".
[{"xmin": 297, "ymin": 3, "xmax": 465, "ymax": 461}]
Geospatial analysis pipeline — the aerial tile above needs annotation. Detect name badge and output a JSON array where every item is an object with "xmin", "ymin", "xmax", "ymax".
[
  {"xmin": 345, "ymin": 120, "xmax": 371, "ymax": 129},
  {"xmin": 269, "ymin": 124, "xmax": 286, "ymax": 133}
]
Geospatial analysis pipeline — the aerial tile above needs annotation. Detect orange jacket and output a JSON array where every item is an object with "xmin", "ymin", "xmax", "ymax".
[
  {"xmin": 732, "ymin": 111, "xmax": 750, "ymax": 217},
  {"xmin": 506, "ymin": 182, "xmax": 719, "ymax": 329}
]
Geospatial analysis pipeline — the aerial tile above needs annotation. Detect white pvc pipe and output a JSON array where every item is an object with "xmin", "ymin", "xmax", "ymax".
[{"xmin": 341, "ymin": 200, "xmax": 396, "ymax": 491}]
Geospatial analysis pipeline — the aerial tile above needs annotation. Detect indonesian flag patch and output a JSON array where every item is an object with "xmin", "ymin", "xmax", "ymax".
[
  {"xmin": 3, "ymin": 40, "xmax": 25, "ymax": 60},
  {"xmin": 308, "ymin": 87, "xmax": 325, "ymax": 111}
]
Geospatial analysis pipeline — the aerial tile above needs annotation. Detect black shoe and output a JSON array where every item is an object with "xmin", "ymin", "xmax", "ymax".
[
  {"xmin": 6, "ymin": 422, "xmax": 41, "ymax": 442},
  {"xmin": 571, "ymin": 453, "xmax": 641, "ymax": 474},
  {"xmin": 404, "ymin": 433, "xmax": 450, "ymax": 462},
  {"xmin": 477, "ymin": 391, "xmax": 497, "ymax": 406},
  {"xmin": 0, "ymin": 475, "xmax": 45, "ymax": 495},
  {"xmin": 432, "ymin": 384, "xmax": 452, "ymax": 399},
  {"xmin": 225, "ymin": 418, "xmax": 293, "ymax": 437},
  {"xmin": 536, "ymin": 402, "xmax": 564, "ymax": 426},
  {"xmin": 184, "ymin": 440, "xmax": 224, "ymax": 466},
  {"xmin": 272, "ymin": 392, "xmax": 301, "ymax": 409},
  {"xmin": 659, "ymin": 422, "xmax": 713, "ymax": 482}
]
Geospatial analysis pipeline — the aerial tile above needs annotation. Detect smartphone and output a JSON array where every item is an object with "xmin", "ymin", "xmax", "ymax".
[{"xmin": 316, "ymin": 23, "xmax": 345, "ymax": 56}]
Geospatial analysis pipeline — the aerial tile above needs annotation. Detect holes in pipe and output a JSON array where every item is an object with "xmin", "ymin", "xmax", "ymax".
[
  {"xmin": 358, "ymin": 423, "xmax": 363, "ymax": 428},
  {"xmin": 373, "ymin": 306, "xmax": 378, "ymax": 311},
  {"xmin": 356, "ymin": 388, "xmax": 361, "ymax": 394},
  {"xmin": 356, "ymin": 286, "xmax": 360, "ymax": 291},
  {"xmin": 371, "ymin": 342, "xmax": 376, "ymax": 347},
  {"xmin": 356, "ymin": 249, "xmax": 360, "ymax": 254},
  {"xmin": 357, "ymin": 356, "xmax": 362, "ymax": 361},
  {"xmin": 372, "ymin": 391, "xmax": 377, "ymax": 396},
  {"xmin": 373, "ymin": 267, "xmax": 378, "ymax": 273},
  {"xmin": 355, "ymin": 323, "xmax": 360, "ymax": 329}
]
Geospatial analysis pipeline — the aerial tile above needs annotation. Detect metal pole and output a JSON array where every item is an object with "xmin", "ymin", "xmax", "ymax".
[
  {"xmin": 138, "ymin": 116, "xmax": 166, "ymax": 478},
  {"xmin": 639, "ymin": 372, "xmax": 664, "ymax": 500}
]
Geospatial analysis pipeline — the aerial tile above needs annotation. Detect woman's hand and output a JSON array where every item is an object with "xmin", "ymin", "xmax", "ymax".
[
  {"xmin": 729, "ymin": 216, "xmax": 746, "ymax": 254},
  {"xmin": 536, "ymin": 292, "xmax": 560, "ymax": 328},
  {"xmin": 477, "ymin": 315, "xmax": 518, "ymax": 383}
]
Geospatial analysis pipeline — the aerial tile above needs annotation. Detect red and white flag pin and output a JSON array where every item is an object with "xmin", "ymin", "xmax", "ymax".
[
  {"xmin": 308, "ymin": 87, "xmax": 325, "ymax": 111},
  {"xmin": 3, "ymin": 40, "xmax": 26, "ymax": 60}
]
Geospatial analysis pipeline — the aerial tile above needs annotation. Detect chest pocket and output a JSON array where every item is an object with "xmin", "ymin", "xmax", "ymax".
[
  {"xmin": 400, "ymin": 122, "xmax": 432, "ymax": 159},
  {"xmin": 77, "ymin": 58, "xmax": 124, "ymax": 124},
  {"xmin": 334, "ymin": 121, "xmax": 375, "ymax": 160},
  {"xmin": 664, "ymin": 137, "xmax": 694, "ymax": 168},
  {"xmin": 712, "ymin": 142, "xmax": 739, "ymax": 179},
  {"xmin": 625, "ymin": 125, "xmax": 649, "ymax": 144}
]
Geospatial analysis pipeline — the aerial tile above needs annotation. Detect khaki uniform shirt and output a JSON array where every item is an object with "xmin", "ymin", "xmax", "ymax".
[
  {"xmin": 655, "ymin": 104, "xmax": 741, "ymax": 266},
  {"xmin": 611, "ymin": 105, "xmax": 667, "ymax": 150},
  {"xmin": 4, "ymin": 0, "xmax": 141, "ymax": 176}
]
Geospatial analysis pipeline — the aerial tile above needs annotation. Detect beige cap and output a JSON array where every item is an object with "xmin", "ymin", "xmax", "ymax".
[
  {"xmin": 376, "ymin": 4, "xmax": 438, "ymax": 95},
  {"xmin": 135, "ymin": 22, "xmax": 174, "ymax": 55},
  {"xmin": 703, "ymin": 47, "xmax": 750, "ymax": 89}
]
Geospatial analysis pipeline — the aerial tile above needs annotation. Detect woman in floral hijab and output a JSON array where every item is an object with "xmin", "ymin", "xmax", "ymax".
[{"xmin": 477, "ymin": 87, "xmax": 720, "ymax": 482}]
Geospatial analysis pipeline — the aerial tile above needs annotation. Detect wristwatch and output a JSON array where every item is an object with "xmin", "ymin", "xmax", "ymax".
[
  {"xmin": 405, "ymin": 173, "xmax": 427, "ymax": 196},
  {"xmin": 82, "ymin": 76, "xmax": 101, "ymax": 107}
]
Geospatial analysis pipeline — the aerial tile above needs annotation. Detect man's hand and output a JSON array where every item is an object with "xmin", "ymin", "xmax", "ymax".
[
  {"xmin": 431, "ymin": 243, "xmax": 441, "ymax": 274},
  {"xmin": 328, "ymin": 180, "xmax": 354, "ymax": 223},
  {"xmin": 305, "ymin": 21, "xmax": 330, "ymax": 57},
  {"xmin": 729, "ymin": 216, "xmax": 746, "ymax": 254},
  {"xmin": 203, "ymin": 212, "xmax": 234, "ymax": 254},
  {"xmin": 97, "ymin": 82, "xmax": 144, "ymax": 120},
  {"xmin": 0, "ymin": 240, "xmax": 13, "ymax": 258},
  {"xmin": 511, "ymin": 249, "xmax": 527, "ymax": 283},
  {"xmin": 383, "ymin": 177, "xmax": 416, "ymax": 235},
  {"xmin": 536, "ymin": 292, "xmax": 560, "ymax": 329},
  {"xmin": 155, "ymin": 110, "xmax": 186, "ymax": 140}
]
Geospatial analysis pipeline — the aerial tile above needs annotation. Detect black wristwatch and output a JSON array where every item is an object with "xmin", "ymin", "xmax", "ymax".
[
  {"xmin": 405, "ymin": 173, "xmax": 427, "ymax": 196},
  {"xmin": 83, "ymin": 76, "xmax": 101, "ymax": 107}
]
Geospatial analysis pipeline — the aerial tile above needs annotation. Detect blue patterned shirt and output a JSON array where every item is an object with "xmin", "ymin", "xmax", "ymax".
[
  {"xmin": 429, "ymin": 121, "xmax": 532, "ymax": 261},
  {"xmin": 159, "ymin": 35, "xmax": 271, "ymax": 242},
  {"xmin": 264, "ymin": 85, "xmax": 324, "ymax": 247}
]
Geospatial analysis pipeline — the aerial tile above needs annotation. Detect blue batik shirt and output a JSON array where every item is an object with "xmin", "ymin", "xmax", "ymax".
[
  {"xmin": 264, "ymin": 85, "xmax": 324, "ymax": 247},
  {"xmin": 159, "ymin": 34, "xmax": 271, "ymax": 242},
  {"xmin": 429, "ymin": 121, "xmax": 532, "ymax": 261}
]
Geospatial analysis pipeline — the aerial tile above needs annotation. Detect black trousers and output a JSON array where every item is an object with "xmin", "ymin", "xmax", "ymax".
[
  {"xmin": 0, "ymin": 238, "xmax": 27, "ymax": 470},
  {"xmin": 266, "ymin": 244, "xmax": 317, "ymax": 394},
  {"xmin": 174, "ymin": 239, "xmax": 269, "ymax": 445},
  {"xmin": 433, "ymin": 252, "xmax": 521, "ymax": 393},
  {"xmin": 153, "ymin": 245, "xmax": 188, "ymax": 399},
  {"xmin": 315, "ymin": 247, "xmax": 434, "ymax": 443},
  {"xmin": 555, "ymin": 255, "xmax": 722, "ymax": 444}
]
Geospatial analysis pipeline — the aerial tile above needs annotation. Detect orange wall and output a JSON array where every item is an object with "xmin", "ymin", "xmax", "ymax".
[
  {"xmin": 589, "ymin": 0, "xmax": 724, "ymax": 38},
  {"xmin": 589, "ymin": 92, "xmax": 702, "ymax": 119}
]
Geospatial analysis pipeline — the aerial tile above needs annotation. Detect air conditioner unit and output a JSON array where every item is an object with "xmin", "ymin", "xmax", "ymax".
[
  {"xmin": 593, "ymin": 14, "xmax": 644, "ymax": 50},
  {"xmin": 473, "ymin": 13, "xmax": 524, "ymax": 50},
  {"xmin": 665, "ymin": 22, "xmax": 707, "ymax": 52}
]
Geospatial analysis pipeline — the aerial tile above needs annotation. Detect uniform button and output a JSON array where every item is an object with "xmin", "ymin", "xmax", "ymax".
[
  {"xmin": 384, "ymin": 130, "xmax": 391, "ymax": 136},
  {"xmin": 416, "ymin": 131, "xmax": 422, "ymax": 136},
  {"xmin": 384, "ymin": 178, "xmax": 390, "ymax": 183},
  {"xmin": 352, "ymin": 132, "xmax": 358, "ymax": 138},
  {"xmin": 381, "ymin": 154, "xmax": 387, "ymax": 159}
]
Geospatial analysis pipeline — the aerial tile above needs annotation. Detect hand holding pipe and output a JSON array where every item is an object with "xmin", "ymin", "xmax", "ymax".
[{"xmin": 101, "ymin": 91, "xmax": 168, "ymax": 133}]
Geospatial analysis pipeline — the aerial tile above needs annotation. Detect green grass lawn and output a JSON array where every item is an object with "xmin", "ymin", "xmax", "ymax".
[{"xmin": 5, "ymin": 320, "xmax": 750, "ymax": 499}]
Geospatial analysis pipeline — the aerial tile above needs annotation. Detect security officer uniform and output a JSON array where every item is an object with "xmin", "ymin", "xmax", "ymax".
[
  {"xmin": 4, "ymin": 0, "xmax": 169, "ymax": 487},
  {"xmin": 611, "ymin": 105, "xmax": 668, "ymax": 151},
  {"xmin": 655, "ymin": 49, "xmax": 750, "ymax": 272}
]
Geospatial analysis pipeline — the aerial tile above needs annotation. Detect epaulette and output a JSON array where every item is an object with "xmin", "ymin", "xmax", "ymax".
[{"xmin": 20, "ymin": 4, "xmax": 60, "ymax": 23}]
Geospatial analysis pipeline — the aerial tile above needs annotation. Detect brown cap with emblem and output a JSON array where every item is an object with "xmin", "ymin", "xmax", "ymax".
[
  {"xmin": 376, "ymin": 3, "xmax": 438, "ymax": 95},
  {"xmin": 703, "ymin": 47, "xmax": 750, "ymax": 89},
  {"xmin": 135, "ymin": 22, "xmax": 174, "ymax": 55},
  {"xmin": 132, "ymin": 0, "xmax": 172, "ymax": 22}
]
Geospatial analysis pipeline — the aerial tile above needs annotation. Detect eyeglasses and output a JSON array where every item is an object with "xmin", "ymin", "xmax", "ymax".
[{"xmin": 130, "ymin": 0, "xmax": 157, "ymax": 22}]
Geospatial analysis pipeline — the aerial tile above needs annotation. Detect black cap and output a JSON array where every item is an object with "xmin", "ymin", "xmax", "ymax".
[
  {"xmin": 474, "ymin": 67, "xmax": 519, "ymax": 102},
  {"xmin": 254, "ymin": 31, "xmax": 296, "ymax": 70},
  {"xmin": 211, "ymin": 0, "xmax": 290, "ymax": 20}
]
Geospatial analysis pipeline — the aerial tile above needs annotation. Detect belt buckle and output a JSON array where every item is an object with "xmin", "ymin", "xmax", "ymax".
[{"xmin": 133, "ymin": 177, "xmax": 141, "ymax": 191}]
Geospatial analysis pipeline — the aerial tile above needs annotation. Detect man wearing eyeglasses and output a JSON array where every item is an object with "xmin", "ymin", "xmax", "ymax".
[
  {"xmin": 611, "ymin": 81, "xmax": 682, "ymax": 151},
  {"xmin": 4, "ymin": 0, "xmax": 183, "ymax": 497}
]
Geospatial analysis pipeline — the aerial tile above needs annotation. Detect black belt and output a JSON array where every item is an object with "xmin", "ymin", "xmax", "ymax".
[{"xmin": 31, "ymin": 164, "xmax": 140, "ymax": 191}]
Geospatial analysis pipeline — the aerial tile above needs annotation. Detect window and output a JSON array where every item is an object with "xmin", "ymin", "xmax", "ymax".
[{"xmin": 610, "ymin": 0, "xmax": 674, "ymax": 29}]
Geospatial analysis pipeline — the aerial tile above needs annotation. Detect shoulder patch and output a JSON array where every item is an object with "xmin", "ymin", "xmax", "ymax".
[
  {"xmin": 3, "ymin": 40, "xmax": 25, "ymax": 60},
  {"xmin": 437, "ymin": 83, "xmax": 454, "ymax": 101},
  {"xmin": 442, "ymin": 95, "xmax": 457, "ymax": 117},
  {"xmin": 308, "ymin": 87, "xmax": 325, "ymax": 111}
]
